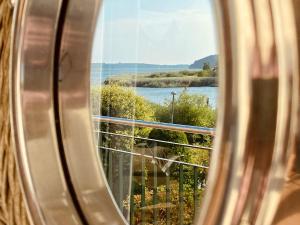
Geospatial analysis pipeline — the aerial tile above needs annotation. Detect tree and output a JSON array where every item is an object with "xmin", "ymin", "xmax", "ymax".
[
  {"xmin": 91, "ymin": 85, "xmax": 156, "ymax": 205},
  {"xmin": 202, "ymin": 62, "xmax": 211, "ymax": 71},
  {"xmin": 148, "ymin": 129, "xmax": 190, "ymax": 162},
  {"xmin": 155, "ymin": 90, "xmax": 216, "ymax": 149},
  {"xmin": 152, "ymin": 91, "xmax": 215, "ymax": 189},
  {"xmin": 91, "ymin": 84, "xmax": 154, "ymax": 121},
  {"xmin": 155, "ymin": 91, "xmax": 216, "ymax": 128},
  {"xmin": 91, "ymin": 86, "xmax": 215, "ymax": 223}
]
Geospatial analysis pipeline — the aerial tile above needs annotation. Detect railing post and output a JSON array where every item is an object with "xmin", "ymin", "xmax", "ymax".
[
  {"xmin": 119, "ymin": 153, "xmax": 124, "ymax": 213},
  {"xmin": 104, "ymin": 149, "xmax": 109, "ymax": 176},
  {"xmin": 179, "ymin": 164, "xmax": 184, "ymax": 225},
  {"xmin": 166, "ymin": 169, "xmax": 171, "ymax": 225},
  {"xmin": 130, "ymin": 178, "xmax": 135, "ymax": 225},
  {"xmin": 194, "ymin": 166, "xmax": 198, "ymax": 216},
  {"xmin": 108, "ymin": 150, "xmax": 113, "ymax": 188},
  {"xmin": 153, "ymin": 146, "xmax": 158, "ymax": 225},
  {"xmin": 141, "ymin": 149, "xmax": 146, "ymax": 223}
]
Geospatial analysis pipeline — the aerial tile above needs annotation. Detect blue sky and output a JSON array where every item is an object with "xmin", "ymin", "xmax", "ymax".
[{"xmin": 92, "ymin": 0, "xmax": 217, "ymax": 64}]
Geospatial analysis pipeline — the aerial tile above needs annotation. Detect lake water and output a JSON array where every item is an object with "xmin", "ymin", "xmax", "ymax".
[
  {"xmin": 91, "ymin": 63, "xmax": 190, "ymax": 82},
  {"xmin": 135, "ymin": 87, "xmax": 218, "ymax": 108},
  {"xmin": 91, "ymin": 63, "xmax": 218, "ymax": 108}
]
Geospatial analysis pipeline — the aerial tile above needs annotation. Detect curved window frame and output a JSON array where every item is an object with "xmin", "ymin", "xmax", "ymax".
[{"xmin": 10, "ymin": 0, "xmax": 300, "ymax": 225}]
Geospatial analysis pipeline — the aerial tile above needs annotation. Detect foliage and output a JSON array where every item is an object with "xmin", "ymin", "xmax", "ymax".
[
  {"xmin": 91, "ymin": 84, "xmax": 154, "ymax": 121},
  {"xmin": 154, "ymin": 90, "xmax": 216, "ymax": 151},
  {"xmin": 202, "ymin": 62, "xmax": 211, "ymax": 71},
  {"xmin": 148, "ymin": 129, "xmax": 190, "ymax": 162},
  {"xmin": 105, "ymin": 77, "xmax": 217, "ymax": 88},
  {"xmin": 124, "ymin": 181, "xmax": 205, "ymax": 225},
  {"xmin": 196, "ymin": 69, "xmax": 212, "ymax": 77},
  {"xmin": 92, "ymin": 85, "xmax": 156, "ymax": 202},
  {"xmin": 91, "ymin": 84, "xmax": 155, "ymax": 138},
  {"xmin": 91, "ymin": 85, "xmax": 215, "ymax": 224},
  {"xmin": 155, "ymin": 91, "xmax": 216, "ymax": 128},
  {"xmin": 104, "ymin": 69, "xmax": 218, "ymax": 88}
]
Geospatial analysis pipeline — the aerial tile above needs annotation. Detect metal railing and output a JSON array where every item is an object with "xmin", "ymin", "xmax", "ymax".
[
  {"xmin": 94, "ymin": 116, "xmax": 215, "ymax": 225},
  {"xmin": 94, "ymin": 116, "xmax": 215, "ymax": 136}
]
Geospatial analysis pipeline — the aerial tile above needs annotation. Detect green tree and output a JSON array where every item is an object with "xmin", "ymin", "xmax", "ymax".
[
  {"xmin": 91, "ymin": 84, "xmax": 154, "ymax": 121},
  {"xmin": 91, "ymin": 84, "xmax": 156, "ymax": 136},
  {"xmin": 91, "ymin": 85, "xmax": 214, "ymax": 224},
  {"xmin": 152, "ymin": 91, "xmax": 215, "ymax": 188},
  {"xmin": 155, "ymin": 91, "xmax": 216, "ymax": 128},
  {"xmin": 202, "ymin": 62, "xmax": 211, "ymax": 71},
  {"xmin": 91, "ymin": 85, "xmax": 156, "ymax": 207},
  {"xmin": 148, "ymin": 129, "xmax": 190, "ymax": 162},
  {"xmin": 155, "ymin": 91, "xmax": 216, "ymax": 149}
]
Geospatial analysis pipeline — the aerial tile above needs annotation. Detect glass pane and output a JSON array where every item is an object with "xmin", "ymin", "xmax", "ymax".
[{"xmin": 91, "ymin": 0, "xmax": 218, "ymax": 224}]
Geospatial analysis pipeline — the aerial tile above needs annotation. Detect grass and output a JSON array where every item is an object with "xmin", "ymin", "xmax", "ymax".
[{"xmin": 104, "ymin": 70, "xmax": 218, "ymax": 88}]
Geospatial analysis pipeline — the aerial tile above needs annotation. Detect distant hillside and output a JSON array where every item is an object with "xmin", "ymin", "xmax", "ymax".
[{"xmin": 189, "ymin": 55, "xmax": 218, "ymax": 69}]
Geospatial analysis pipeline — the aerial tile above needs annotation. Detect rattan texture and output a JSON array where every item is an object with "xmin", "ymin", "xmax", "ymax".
[{"xmin": 0, "ymin": 1, "xmax": 29, "ymax": 224}]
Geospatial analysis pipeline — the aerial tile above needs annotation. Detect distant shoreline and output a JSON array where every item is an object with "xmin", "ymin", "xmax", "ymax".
[
  {"xmin": 105, "ymin": 77, "xmax": 217, "ymax": 88},
  {"xmin": 103, "ymin": 70, "xmax": 218, "ymax": 88}
]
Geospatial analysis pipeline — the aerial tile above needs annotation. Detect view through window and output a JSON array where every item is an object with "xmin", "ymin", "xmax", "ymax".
[{"xmin": 91, "ymin": 0, "xmax": 217, "ymax": 224}]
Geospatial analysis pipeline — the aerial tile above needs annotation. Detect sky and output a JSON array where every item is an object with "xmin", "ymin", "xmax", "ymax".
[{"xmin": 92, "ymin": 0, "xmax": 217, "ymax": 65}]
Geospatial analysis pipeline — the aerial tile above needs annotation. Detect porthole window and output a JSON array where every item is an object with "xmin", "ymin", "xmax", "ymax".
[
  {"xmin": 9, "ymin": 0, "xmax": 300, "ymax": 225},
  {"xmin": 91, "ymin": 1, "xmax": 217, "ymax": 224}
]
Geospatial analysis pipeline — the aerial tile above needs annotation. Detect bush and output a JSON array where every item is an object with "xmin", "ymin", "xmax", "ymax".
[
  {"xmin": 91, "ymin": 84, "xmax": 154, "ymax": 118},
  {"xmin": 91, "ymin": 85, "xmax": 214, "ymax": 224},
  {"xmin": 202, "ymin": 62, "xmax": 211, "ymax": 71},
  {"xmin": 148, "ymin": 129, "xmax": 190, "ymax": 162},
  {"xmin": 124, "ymin": 180, "xmax": 205, "ymax": 225},
  {"xmin": 148, "ymin": 129, "xmax": 188, "ymax": 147},
  {"xmin": 154, "ymin": 91, "xmax": 216, "ymax": 150},
  {"xmin": 197, "ymin": 69, "xmax": 211, "ymax": 77},
  {"xmin": 91, "ymin": 84, "xmax": 156, "ymax": 151},
  {"xmin": 155, "ymin": 91, "xmax": 216, "ymax": 128}
]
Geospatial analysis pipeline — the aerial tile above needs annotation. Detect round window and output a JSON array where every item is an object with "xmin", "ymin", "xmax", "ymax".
[
  {"xmin": 91, "ymin": 1, "xmax": 217, "ymax": 224},
  {"xmin": 9, "ymin": 0, "xmax": 300, "ymax": 225}
]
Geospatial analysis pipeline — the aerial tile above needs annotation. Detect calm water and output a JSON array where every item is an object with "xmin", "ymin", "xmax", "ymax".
[
  {"xmin": 91, "ymin": 63, "xmax": 218, "ymax": 108},
  {"xmin": 91, "ymin": 63, "xmax": 189, "ymax": 83},
  {"xmin": 135, "ymin": 87, "xmax": 218, "ymax": 108}
]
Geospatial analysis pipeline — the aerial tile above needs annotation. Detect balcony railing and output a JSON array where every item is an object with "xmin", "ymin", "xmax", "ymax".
[{"xmin": 93, "ymin": 116, "xmax": 215, "ymax": 225}]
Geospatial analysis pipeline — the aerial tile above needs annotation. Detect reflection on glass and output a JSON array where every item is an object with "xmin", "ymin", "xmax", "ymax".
[{"xmin": 91, "ymin": 0, "xmax": 217, "ymax": 224}]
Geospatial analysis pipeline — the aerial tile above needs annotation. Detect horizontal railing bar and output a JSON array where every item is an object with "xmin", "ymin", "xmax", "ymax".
[
  {"xmin": 93, "ymin": 116, "xmax": 215, "ymax": 136},
  {"xmin": 99, "ymin": 146, "xmax": 209, "ymax": 169},
  {"xmin": 96, "ymin": 131, "xmax": 213, "ymax": 151}
]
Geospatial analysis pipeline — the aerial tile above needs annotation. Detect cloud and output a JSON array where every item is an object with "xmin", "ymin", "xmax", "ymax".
[{"xmin": 92, "ymin": 2, "xmax": 217, "ymax": 64}]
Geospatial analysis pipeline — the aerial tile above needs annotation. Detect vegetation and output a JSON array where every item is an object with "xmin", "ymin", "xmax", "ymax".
[
  {"xmin": 91, "ymin": 85, "xmax": 154, "ymax": 120},
  {"xmin": 155, "ymin": 91, "xmax": 216, "ymax": 128},
  {"xmin": 202, "ymin": 62, "xmax": 211, "ymax": 71},
  {"xmin": 104, "ymin": 69, "xmax": 218, "ymax": 88},
  {"xmin": 148, "ymin": 129, "xmax": 191, "ymax": 163},
  {"xmin": 91, "ymin": 85, "xmax": 155, "ymax": 138},
  {"xmin": 124, "ymin": 181, "xmax": 205, "ymax": 225},
  {"xmin": 155, "ymin": 91, "xmax": 216, "ymax": 149},
  {"xmin": 91, "ymin": 85, "xmax": 216, "ymax": 224}
]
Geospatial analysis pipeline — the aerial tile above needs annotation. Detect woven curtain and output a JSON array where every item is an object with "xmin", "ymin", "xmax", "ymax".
[{"xmin": 0, "ymin": 0, "xmax": 30, "ymax": 224}]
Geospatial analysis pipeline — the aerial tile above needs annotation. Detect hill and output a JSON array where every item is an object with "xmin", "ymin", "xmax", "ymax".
[{"xmin": 189, "ymin": 55, "xmax": 218, "ymax": 69}]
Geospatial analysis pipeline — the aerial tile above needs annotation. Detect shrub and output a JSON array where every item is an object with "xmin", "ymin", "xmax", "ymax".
[
  {"xmin": 202, "ymin": 62, "xmax": 211, "ymax": 71},
  {"xmin": 148, "ymin": 129, "xmax": 190, "ymax": 162},
  {"xmin": 124, "ymin": 180, "xmax": 205, "ymax": 225},
  {"xmin": 155, "ymin": 91, "xmax": 216, "ymax": 128},
  {"xmin": 91, "ymin": 84, "xmax": 154, "ymax": 121},
  {"xmin": 91, "ymin": 84, "xmax": 155, "ymax": 149}
]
